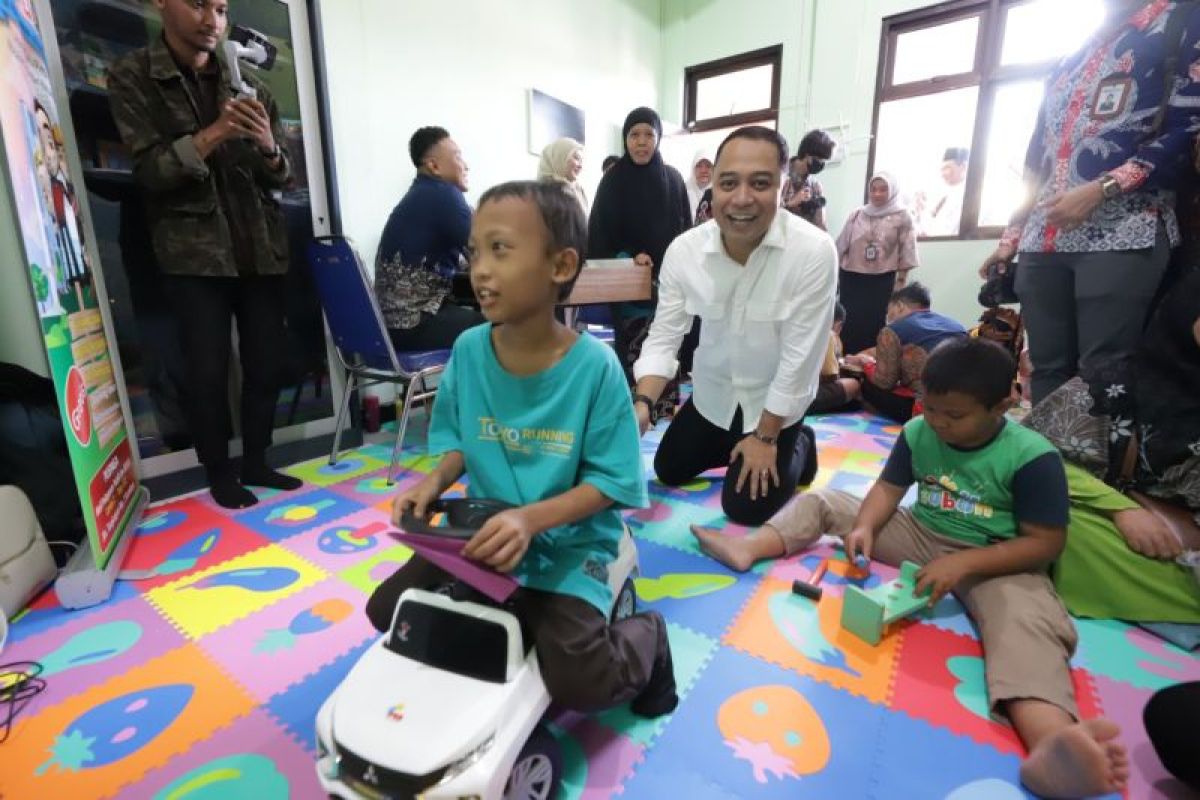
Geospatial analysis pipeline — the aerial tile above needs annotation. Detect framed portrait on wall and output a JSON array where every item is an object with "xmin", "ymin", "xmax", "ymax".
[{"xmin": 527, "ymin": 88, "xmax": 585, "ymax": 155}]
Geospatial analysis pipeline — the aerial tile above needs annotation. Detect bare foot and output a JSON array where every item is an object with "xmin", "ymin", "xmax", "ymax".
[
  {"xmin": 1019, "ymin": 718, "xmax": 1127, "ymax": 799},
  {"xmin": 689, "ymin": 525, "xmax": 755, "ymax": 572}
]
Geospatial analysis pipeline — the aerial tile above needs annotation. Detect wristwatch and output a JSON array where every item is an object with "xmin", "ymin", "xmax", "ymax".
[
  {"xmin": 750, "ymin": 430, "xmax": 778, "ymax": 446},
  {"xmin": 632, "ymin": 393, "xmax": 657, "ymax": 423},
  {"xmin": 1098, "ymin": 173, "xmax": 1121, "ymax": 200}
]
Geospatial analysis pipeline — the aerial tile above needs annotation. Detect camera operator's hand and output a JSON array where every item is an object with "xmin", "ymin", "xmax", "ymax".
[{"xmin": 979, "ymin": 243, "xmax": 1015, "ymax": 279}]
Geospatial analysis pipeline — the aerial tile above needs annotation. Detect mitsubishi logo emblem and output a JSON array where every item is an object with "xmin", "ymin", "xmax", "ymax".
[{"xmin": 364, "ymin": 764, "xmax": 379, "ymax": 785}]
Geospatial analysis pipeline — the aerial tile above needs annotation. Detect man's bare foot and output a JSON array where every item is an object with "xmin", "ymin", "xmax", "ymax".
[
  {"xmin": 690, "ymin": 525, "xmax": 755, "ymax": 572},
  {"xmin": 1019, "ymin": 718, "xmax": 1128, "ymax": 799}
]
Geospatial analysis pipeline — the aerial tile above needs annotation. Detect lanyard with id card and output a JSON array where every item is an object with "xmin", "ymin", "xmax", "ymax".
[{"xmin": 864, "ymin": 242, "xmax": 880, "ymax": 262}]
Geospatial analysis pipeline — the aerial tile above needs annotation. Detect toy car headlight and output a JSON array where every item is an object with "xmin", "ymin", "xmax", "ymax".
[
  {"xmin": 316, "ymin": 722, "xmax": 339, "ymax": 780},
  {"xmin": 438, "ymin": 733, "xmax": 495, "ymax": 785}
]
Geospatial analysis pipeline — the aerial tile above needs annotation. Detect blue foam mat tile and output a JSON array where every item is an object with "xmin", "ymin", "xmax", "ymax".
[
  {"xmin": 633, "ymin": 539, "xmax": 764, "ymax": 640},
  {"xmin": 624, "ymin": 646, "xmax": 885, "ymax": 799},
  {"xmin": 235, "ymin": 488, "xmax": 366, "ymax": 543},
  {"xmin": 265, "ymin": 636, "xmax": 375, "ymax": 753},
  {"xmin": 870, "ymin": 706, "xmax": 1085, "ymax": 800}
]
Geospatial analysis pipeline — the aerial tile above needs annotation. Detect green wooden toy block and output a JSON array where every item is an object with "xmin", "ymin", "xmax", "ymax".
[{"xmin": 840, "ymin": 561, "xmax": 930, "ymax": 645}]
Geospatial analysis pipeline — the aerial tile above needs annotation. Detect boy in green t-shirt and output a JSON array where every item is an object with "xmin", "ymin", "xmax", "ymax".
[
  {"xmin": 367, "ymin": 180, "xmax": 677, "ymax": 718},
  {"xmin": 692, "ymin": 338, "xmax": 1128, "ymax": 798}
]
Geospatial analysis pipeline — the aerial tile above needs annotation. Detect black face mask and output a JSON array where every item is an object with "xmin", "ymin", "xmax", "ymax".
[{"xmin": 807, "ymin": 157, "xmax": 826, "ymax": 175}]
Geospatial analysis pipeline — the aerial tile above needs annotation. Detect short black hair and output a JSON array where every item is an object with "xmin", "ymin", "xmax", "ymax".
[
  {"xmin": 922, "ymin": 337, "xmax": 1015, "ymax": 408},
  {"xmin": 476, "ymin": 180, "xmax": 587, "ymax": 301},
  {"xmin": 602, "ymin": 155, "xmax": 619, "ymax": 171},
  {"xmin": 890, "ymin": 281, "xmax": 931, "ymax": 308},
  {"xmin": 797, "ymin": 129, "xmax": 836, "ymax": 160},
  {"xmin": 409, "ymin": 126, "xmax": 450, "ymax": 168},
  {"xmin": 833, "ymin": 301, "xmax": 846, "ymax": 324},
  {"xmin": 714, "ymin": 125, "xmax": 789, "ymax": 171}
]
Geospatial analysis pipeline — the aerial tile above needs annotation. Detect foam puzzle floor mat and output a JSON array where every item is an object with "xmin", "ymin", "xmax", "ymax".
[{"xmin": 2, "ymin": 413, "xmax": 1196, "ymax": 799}]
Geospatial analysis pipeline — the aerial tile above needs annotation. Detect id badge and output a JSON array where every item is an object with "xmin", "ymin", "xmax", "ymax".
[
  {"xmin": 1092, "ymin": 75, "xmax": 1132, "ymax": 120},
  {"xmin": 864, "ymin": 243, "xmax": 880, "ymax": 262}
]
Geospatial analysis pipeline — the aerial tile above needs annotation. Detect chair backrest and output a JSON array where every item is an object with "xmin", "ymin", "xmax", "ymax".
[{"xmin": 306, "ymin": 235, "xmax": 402, "ymax": 374}]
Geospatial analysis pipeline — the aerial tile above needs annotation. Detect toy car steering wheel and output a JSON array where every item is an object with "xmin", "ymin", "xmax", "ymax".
[{"xmin": 399, "ymin": 498, "xmax": 516, "ymax": 540}]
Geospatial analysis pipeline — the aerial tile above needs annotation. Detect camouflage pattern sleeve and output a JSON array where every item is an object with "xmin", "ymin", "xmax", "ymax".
[
  {"xmin": 253, "ymin": 81, "xmax": 291, "ymax": 190},
  {"xmin": 107, "ymin": 57, "xmax": 210, "ymax": 194}
]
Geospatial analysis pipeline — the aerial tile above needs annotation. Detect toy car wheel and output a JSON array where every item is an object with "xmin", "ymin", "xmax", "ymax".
[
  {"xmin": 503, "ymin": 724, "xmax": 561, "ymax": 800},
  {"xmin": 612, "ymin": 577, "xmax": 636, "ymax": 623}
]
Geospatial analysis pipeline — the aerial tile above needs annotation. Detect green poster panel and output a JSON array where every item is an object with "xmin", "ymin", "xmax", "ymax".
[{"xmin": 0, "ymin": 0, "xmax": 139, "ymax": 568}]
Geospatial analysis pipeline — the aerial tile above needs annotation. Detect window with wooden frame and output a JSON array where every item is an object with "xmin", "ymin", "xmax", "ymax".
[
  {"xmin": 684, "ymin": 45, "xmax": 782, "ymax": 133},
  {"xmin": 869, "ymin": 0, "xmax": 1106, "ymax": 240}
]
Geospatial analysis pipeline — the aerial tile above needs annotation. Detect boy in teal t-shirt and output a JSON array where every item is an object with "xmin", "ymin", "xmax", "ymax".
[
  {"xmin": 366, "ymin": 180, "xmax": 677, "ymax": 718},
  {"xmin": 691, "ymin": 338, "xmax": 1129, "ymax": 799}
]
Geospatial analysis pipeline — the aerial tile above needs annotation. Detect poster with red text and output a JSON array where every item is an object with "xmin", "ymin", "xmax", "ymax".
[{"xmin": 0, "ymin": 0, "xmax": 138, "ymax": 567}]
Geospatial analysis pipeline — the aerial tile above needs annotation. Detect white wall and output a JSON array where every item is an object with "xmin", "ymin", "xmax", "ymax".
[
  {"xmin": 660, "ymin": 0, "xmax": 999, "ymax": 326},
  {"xmin": 321, "ymin": 0, "xmax": 663, "ymax": 270}
]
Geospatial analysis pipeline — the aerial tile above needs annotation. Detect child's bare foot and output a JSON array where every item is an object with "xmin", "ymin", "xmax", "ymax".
[
  {"xmin": 690, "ymin": 525, "xmax": 755, "ymax": 572},
  {"xmin": 1019, "ymin": 718, "xmax": 1128, "ymax": 799}
]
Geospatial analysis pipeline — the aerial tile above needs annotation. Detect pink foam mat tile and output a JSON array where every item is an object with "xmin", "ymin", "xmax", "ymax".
[
  {"xmin": 548, "ymin": 713, "xmax": 647, "ymax": 800},
  {"xmin": 1091, "ymin": 674, "xmax": 1193, "ymax": 800},
  {"xmin": 3, "ymin": 595, "xmax": 185, "ymax": 719},
  {"xmin": 195, "ymin": 577, "xmax": 376, "ymax": 702},
  {"xmin": 131, "ymin": 707, "xmax": 325, "ymax": 799},
  {"xmin": 276, "ymin": 506, "xmax": 398, "ymax": 573}
]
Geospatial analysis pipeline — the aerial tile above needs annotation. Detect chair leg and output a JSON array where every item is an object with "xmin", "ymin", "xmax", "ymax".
[
  {"xmin": 330, "ymin": 371, "xmax": 356, "ymax": 466},
  {"xmin": 389, "ymin": 376, "xmax": 426, "ymax": 484}
]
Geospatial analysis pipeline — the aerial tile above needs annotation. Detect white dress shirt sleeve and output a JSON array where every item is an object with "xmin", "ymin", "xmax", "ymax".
[
  {"xmin": 632, "ymin": 238, "xmax": 691, "ymax": 382},
  {"xmin": 762, "ymin": 235, "xmax": 838, "ymax": 421}
]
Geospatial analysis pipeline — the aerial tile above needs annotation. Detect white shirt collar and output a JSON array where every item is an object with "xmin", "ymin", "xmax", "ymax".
[{"xmin": 701, "ymin": 209, "xmax": 789, "ymax": 259}]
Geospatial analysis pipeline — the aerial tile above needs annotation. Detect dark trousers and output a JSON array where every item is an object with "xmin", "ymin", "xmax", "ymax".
[
  {"xmin": 163, "ymin": 275, "xmax": 285, "ymax": 468},
  {"xmin": 860, "ymin": 380, "xmax": 917, "ymax": 423},
  {"xmin": 1016, "ymin": 227, "xmax": 1170, "ymax": 404},
  {"xmin": 388, "ymin": 303, "xmax": 485, "ymax": 352},
  {"xmin": 365, "ymin": 556, "xmax": 664, "ymax": 712},
  {"xmin": 654, "ymin": 400, "xmax": 814, "ymax": 526},
  {"xmin": 1144, "ymin": 681, "xmax": 1200, "ymax": 791},
  {"xmin": 809, "ymin": 380, "xmax": 854, "ymax": 415},
  {"xmin": 839, "ymin": 269, "xmax": 896, "ymax": 354}
]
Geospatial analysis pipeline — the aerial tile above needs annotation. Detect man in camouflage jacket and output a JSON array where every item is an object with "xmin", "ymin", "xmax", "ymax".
[{"xmin": 108, "ymin": 0, "xmax": 302, "ymax": 508}]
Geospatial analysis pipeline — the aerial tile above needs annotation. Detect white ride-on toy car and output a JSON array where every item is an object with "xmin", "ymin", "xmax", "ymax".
[{"xmin": 315, "ymin": 499, "xmax": 640, "ymax": 800}]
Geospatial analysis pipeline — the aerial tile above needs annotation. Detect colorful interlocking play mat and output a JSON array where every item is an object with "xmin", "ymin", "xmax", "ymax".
[{"xmin": 3, "ymin": 413, "xmax": 1197, "ymax": 799}]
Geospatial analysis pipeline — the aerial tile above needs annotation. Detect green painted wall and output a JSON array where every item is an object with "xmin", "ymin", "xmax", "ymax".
[
  {"xmin": 660, "ymin": 0, "xmax": 999, "ymax": 326},
  {"xmin": 0, "ymin": 156, "xmax": 50, "ymax": 376},
  {"xmin": 320, "ymin": 0, "xmax": 663, "ymax": 271}
]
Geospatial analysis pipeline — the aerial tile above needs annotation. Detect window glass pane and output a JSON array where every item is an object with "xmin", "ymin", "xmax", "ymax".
[
  {"xmin": 979, "ymin": 80, "xmax": 1045, "ymax": 227},
  {"xmin": 892, "ymin": 17, "xmax": 979, "ymax": 85},
  {"xmin": 1001, "ymin": 0, "xmax": 1106, "ymax": 66},
  {"xmin": 694, "ymin": 64, "xmax": 774, "ymax": 120},
  {"xmin": 875, "ymin": 88, "xmax": 979, "ymax": 237}
]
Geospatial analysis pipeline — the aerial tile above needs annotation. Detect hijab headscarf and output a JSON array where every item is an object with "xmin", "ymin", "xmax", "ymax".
[
  {"xmin": 684, "ymin": 148, "xmax": 713, "ymax": 220},
  {"xmin": 588, "ymin": 107, "xmax": 692, "ymax": 279},
  {"xmin": 537, "ymin": 137, "xmax": 589, "ymax": 214},
  {"xmin": 861, "ymin": 171, "xmax": 906, "ymax": 218}
]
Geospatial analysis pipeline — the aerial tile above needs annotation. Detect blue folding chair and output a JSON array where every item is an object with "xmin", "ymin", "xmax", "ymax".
[{"xmin": 306, "ymin": 235, "xmax": 450, "ymax": 483}]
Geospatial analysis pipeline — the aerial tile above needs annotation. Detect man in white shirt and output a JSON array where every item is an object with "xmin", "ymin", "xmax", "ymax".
[
  {"xmin": 631, "ymin": 126, "xmax": 838, "ymax": 526},
  {"xmin": 918, "ymin": 147, "xmax": 968, "ymax": 238}
]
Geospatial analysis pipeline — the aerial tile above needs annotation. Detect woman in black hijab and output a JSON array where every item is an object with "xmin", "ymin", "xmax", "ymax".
[{"xmin": 589, "ymin": 107, "xmax": 692, "ymax": 403}]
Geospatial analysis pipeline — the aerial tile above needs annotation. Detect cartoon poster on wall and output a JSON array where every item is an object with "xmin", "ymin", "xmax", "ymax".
[{"xmin": 0, "ymin": 0, "xmax": 139, "ymax": 568}]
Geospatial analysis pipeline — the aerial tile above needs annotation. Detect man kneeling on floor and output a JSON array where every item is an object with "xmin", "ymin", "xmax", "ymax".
[{"xmin": 692, "ymin": 337, "xmax": 1128, "ymax": 799}]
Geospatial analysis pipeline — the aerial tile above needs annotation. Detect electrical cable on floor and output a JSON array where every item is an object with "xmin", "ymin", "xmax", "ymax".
[{"xmin": 0, "ymin": 661, "xmax": 46, "ymax": 744}]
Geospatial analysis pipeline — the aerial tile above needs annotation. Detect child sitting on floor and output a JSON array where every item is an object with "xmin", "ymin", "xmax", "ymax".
[
  {"xmin": 691, "ymin": 337, "xmax": 1128, "ymax": 798},
  {"xmin": 809, "ymin": 302, "xmax": 862, "ymax": 415},
  {"xmin": 365, "ymin": 180, "xmax": 677, "ymax": 718}
]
